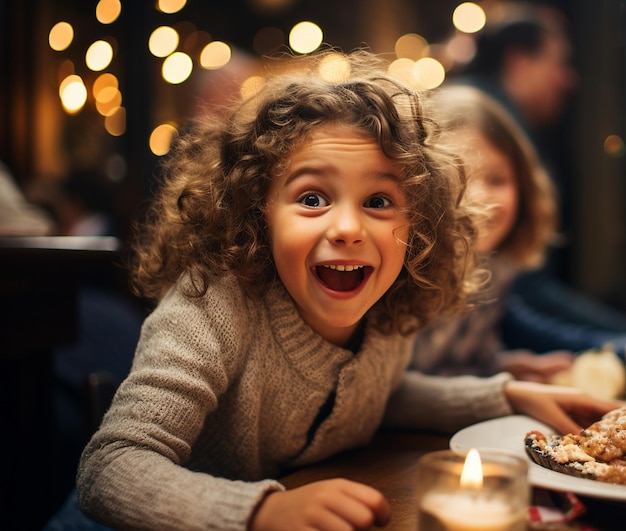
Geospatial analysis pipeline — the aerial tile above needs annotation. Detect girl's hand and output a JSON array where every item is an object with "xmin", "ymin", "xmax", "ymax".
[
  {"xmin": 504, "ymin": 380, "xmax": 622, "ymax": 435},
  {"xmin": 249, "ymin": 478, "xmax": 390, "ymax": 531}
]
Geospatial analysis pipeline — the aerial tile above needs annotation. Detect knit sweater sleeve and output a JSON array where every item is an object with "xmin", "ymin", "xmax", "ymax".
[
  {"xmin": 382, "ymin": 371, "xmax": 514, "ymax": 434},
  {"xmin": 76, "ymin": 277, "xmax": 284, "ymax": 531}
]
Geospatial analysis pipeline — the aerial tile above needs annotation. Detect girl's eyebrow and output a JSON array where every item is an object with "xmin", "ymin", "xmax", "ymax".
[
  {"xmin": 284, "ymin": 165, "xmax": 402, "ymax": 187},
  {"xmin": 283, "ymin": 166, "xmax": 325, "ymax": 186}
]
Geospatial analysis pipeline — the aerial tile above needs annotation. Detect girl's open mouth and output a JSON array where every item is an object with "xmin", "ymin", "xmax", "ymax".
[{"xmin": 315, "ymin": 264, "xmax": 371, "ymax": 292}]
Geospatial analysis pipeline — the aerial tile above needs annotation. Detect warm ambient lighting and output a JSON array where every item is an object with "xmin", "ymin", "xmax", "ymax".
[
  {"xmin": 95, "ymin": 86, "xmax": 122, "ymax": 116},
  {"xmin": 604, "ymin": 134, "xmax": 625, "ymax": 158},
  {"xmin": 104, "ymin": 106, "xmax": 126, "ymax": 136},
  {"xmin": 149, "ymin": 26, "xmax": 180, "ymax": 58},
  {"xmin": 93, "ymin": 72, "xmax": 118, "ymax": 96},
  {"xmin": 60, "ymin": 74, "xmax": 88, "ymax": 113},
  {"xmin": 240, "ymin": 76, "xmax": 266, "ymax": 100},
  {"xmin": 162, "ymin": 52, "xmax": 193, "ymax": 84},
  {"xmin": 417, "ymin": 449, "xmax": 529, "ymax": 530},
  {"xmin": 413, "ymin": 57, "xmax": 446, "ymax": 89},
  {"xmin": 96, "ymin": 0, "xmax": 122, "ymax": 24},
  {"xmin": 318, "ymin": 53, "xmax": 351, "ymax": 82},
  {"xmin": 49, "ymin": 21, "xmax": 74, "ymax": 51},
  {"xmin": 459, "ymin": 448, "xmax": 483, "ymax": 488},
  {"xmin": 158, "ymin": 0, "xmax": 187, "ymax": 14},
  {"xmin": 446, "ymin": 33, "xmax": 476, "ymax": 64},
  {"xmin": 150, "ymin": 123, "xmax": 178, "ymax": 156},
  {"xmin": 388, "ymin": 58, "xmax": 416, "ymax": 86},
  {"xmin": 395, "ymin": 33, "xmax": 429, "ymax": 61},
  {"xmin": 289, "ymin": 21, "xmax": 323, "ymax": 54},
  {"xmin": 200, "ymin": 41, "xmax": 232, "ymax": 70},
  {"xmin": 452, "ymin": 2, "xmax": 486, "ymax": 34},
  {"xmin": 86, "ymin": 40, "xmax": 114, "ymax": 71}
]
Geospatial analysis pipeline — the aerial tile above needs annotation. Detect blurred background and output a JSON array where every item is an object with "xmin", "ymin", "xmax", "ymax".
[
  {"xmin": 0, "ymin": 0, "xmax": 625, "ymax": 528},
  {"xmin": 1, "ymin": 0, "xmax": 625, "ymax": 306}
]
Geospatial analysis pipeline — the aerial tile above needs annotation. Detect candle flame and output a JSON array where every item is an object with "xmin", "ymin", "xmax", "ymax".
[{"xmin": 460, "ymin": 448, "xmax": 483, "ymax": 489}]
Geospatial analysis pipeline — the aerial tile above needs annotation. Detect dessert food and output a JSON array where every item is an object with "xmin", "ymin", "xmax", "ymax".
[{"xmin": 525, "ymin": 407, "xmax": 626, "ymax": 485}]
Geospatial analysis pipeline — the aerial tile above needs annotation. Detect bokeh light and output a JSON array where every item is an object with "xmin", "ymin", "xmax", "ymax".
[
  {"xmin": 318, "ymin": 53, "xmax": 351, "ymax": 82},
  {"xmin": 95, "ymin": 86, "xmax": 122, "ymax": 116},
  {"xmin": 85, "ymin": 40, "xmax": 114, "ymax": 71},
  {"xmin": 395, "ymin": 33, "xmax": 429, "ymax": 61},
  {"xmin": 60, "ymin": 74, "xmax": 88, "ymax": 113},
  {"xmin": 93, "ymin": 72, "xmax": 119, "ymax": 95},
  {"xmin": 412, "ymin": 57, "xmax": 446, "ymax": 89},
  {"xmin": 149, "ymin": 26, "xmax": 180, "ymax": 58},
  {"xmin": 96, "ymin": 0, "xmax": 121, "ymax": 24},
  {"xmin": 104, "ymin": 106, "xmax": 126, "ymax": 136},
  {"xmin": 157, "ymin": 0, "xmax": 187, "ymax": 14},
  {"xmin": 388, "ymin": 58, "xmax": 417, "ymax": 86},
  {"xmin": 452, "ymin": 2, "xmax": 486, "ymax": 34},
  {"xmin": 162, "ymin": 51, "xmax": 193, "ymax": 83},
  {"xmin": 150, "ymin": 123, "xmax": 179, "ymax": 156},
  {"xmin": 199, "ymin": 41, "xmax": 232, "ymax": 70},
  {"xmin": 446, "ymin": 33, "xmax": 476, "ymax": 64},
  {"xmin": 289, "ymin": 21, "xmax": 323, "ymax": 54},
  {"xmin": 49, "ymin": 22, "xmax": 74, "ymax": 51},
  {"xmin": 240, "ymin": 75, "xmax": 266, "ymax": 100},
  {"xmin": 604, "ymin": 135, "xmax": 625, "ymax": 158}
]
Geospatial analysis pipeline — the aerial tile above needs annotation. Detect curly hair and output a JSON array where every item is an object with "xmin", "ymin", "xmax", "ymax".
[
  {"xmin": 129, "ymin": 49, "xmax": 480, "ymax": 336},
  {"xmin": 425, "ymin": 85, "xmax": 558, "ymax": 268}
]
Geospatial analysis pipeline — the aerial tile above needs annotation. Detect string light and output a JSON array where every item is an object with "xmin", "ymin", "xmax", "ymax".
[
  {"xmin": 452, "ymin": 2, "xmax": 486, "ymax": 34},
  {"xmin": 289, "ymin": 21, "xmax": 323, "ymax": 54},
  {"xmin": 49, "ymin": 21, "xmax": 74, "ymax": 51},
  {"xmin": 96, "ymin": 0, "xmax": 122, "ymax": 24},
  {"xmin": 199, "ymin": 41, "xmax": 232, "ymax": 70}
]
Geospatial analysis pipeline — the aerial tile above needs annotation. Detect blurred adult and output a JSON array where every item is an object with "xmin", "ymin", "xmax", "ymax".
[
  {"xmin": 458, "ymin": 1, "xmax": 577, "ymax": 194},
  {"xmin": 452, "ymin": 1, "xmax": 626, "ymax": 352}
]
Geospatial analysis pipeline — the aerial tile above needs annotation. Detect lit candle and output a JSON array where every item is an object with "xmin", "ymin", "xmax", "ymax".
[{"xmin": 416, "ymin": 449, "xmax": 529, "ymax": 531}]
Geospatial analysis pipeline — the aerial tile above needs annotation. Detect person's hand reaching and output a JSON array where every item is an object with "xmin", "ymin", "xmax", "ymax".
[
  {"xmin": 504, "ymin": 380, "xmax": 621, "ymax": 435},
  {"xmin": 250, "ymin": 478, "xmax": 391, "ymax": 531}
]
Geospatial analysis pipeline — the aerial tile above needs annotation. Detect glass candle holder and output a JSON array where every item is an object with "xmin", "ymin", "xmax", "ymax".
[{"xmin": 415, "ymin": 449, "xmax": 529, "ymax": 531}]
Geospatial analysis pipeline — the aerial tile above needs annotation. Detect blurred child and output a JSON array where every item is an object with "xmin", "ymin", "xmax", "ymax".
[
  {"xmin": 76, "ymin": 51, "xmax": 618, "ymax": 531},
  {"xmin": 411, "ymin": 85, "xmax": 626, "ymax": 381}
]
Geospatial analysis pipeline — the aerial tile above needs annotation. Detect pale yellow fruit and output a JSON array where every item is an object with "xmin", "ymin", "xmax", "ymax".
[
  {"xmin": 557, "ymin": 346, "xmax": 626, "ymax": 399},
  {"xmin": 549, "ymin": 369, "xmax": 572, "ymax": 387}
]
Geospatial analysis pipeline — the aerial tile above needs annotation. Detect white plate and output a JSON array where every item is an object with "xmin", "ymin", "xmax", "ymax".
[{"xmin": 449, "ymin": 415, "xmax": 626, "ymax": 501}]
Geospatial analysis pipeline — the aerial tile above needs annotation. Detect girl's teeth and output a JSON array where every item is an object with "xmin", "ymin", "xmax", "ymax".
[{"xmin": 323, "ymin": 264, "xmax": 363, "ymax": 272}]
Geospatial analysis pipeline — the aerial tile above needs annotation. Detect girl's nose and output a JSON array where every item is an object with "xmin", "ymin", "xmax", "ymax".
[{"xmin": 326, "ymin": 204, "xmax": 365, "ymax": 245}]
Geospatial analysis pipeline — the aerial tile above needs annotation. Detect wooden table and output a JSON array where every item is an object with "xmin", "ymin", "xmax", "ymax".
[{"xmin": 281, "ymin": 429, "xmax": 626, "ymax": 530}]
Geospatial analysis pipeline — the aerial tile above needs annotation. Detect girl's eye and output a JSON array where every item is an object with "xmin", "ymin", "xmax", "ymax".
[
  {"xmin": 364, "ymin": 195, "xmax": 391, "ymax": 209},
  {"xmin": 299, "ymin": 193, "xmax": 328, "ymax": 207}
]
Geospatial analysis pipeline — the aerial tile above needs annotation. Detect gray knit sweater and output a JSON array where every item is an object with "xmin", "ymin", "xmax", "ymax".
[
  {"xmin": 410, "ymin": 257, "xmax": 519, "ymax": 376},
  {"xmin": 77, "ymin": 274, "xmax": 513, "ymax": 531}
]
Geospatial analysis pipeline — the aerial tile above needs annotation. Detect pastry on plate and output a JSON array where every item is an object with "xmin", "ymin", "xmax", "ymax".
[{"xmin": 525, "ymin": 406, "xmax": 626, "ymax": 485}]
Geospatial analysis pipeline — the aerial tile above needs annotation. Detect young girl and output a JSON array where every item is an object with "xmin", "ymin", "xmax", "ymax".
[
  {"xmin": 76, "ymin": 51, "xmax": 618, "ymax": 531},
  {"xmin": 411, "ymin": 85, "xmax": 626, "ymax": 381}
]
